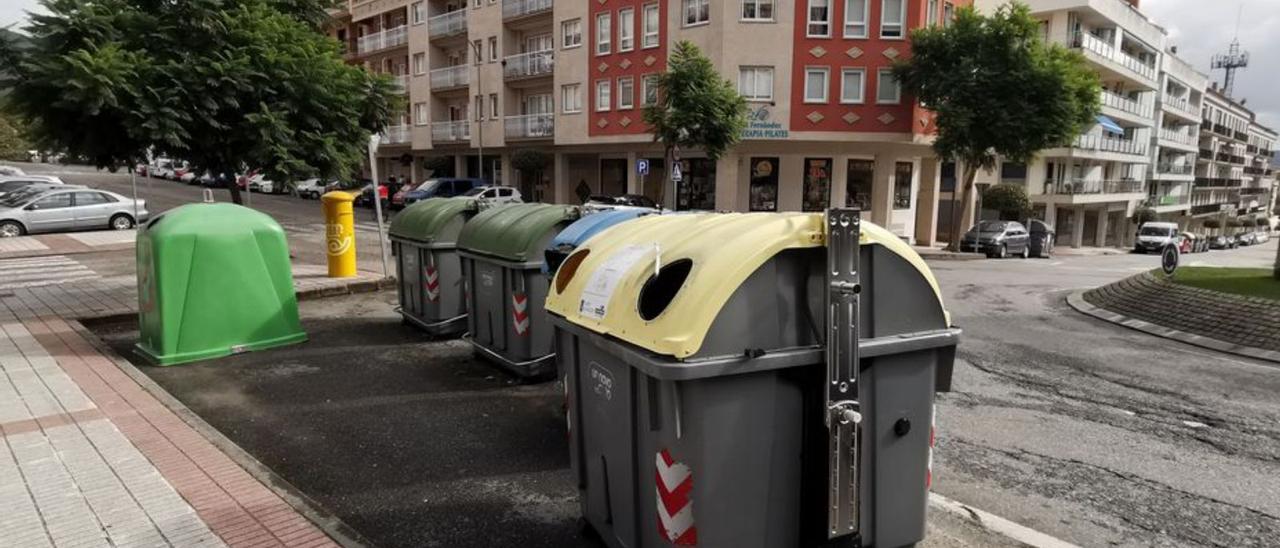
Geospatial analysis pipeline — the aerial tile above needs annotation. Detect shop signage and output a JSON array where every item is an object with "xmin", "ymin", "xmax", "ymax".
[{"xmin": 742, "ymin": 106, "xmax": 789, "ymax": 140}]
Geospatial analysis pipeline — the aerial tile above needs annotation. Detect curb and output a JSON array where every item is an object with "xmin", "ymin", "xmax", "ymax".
[
  {"xmin": 917, "ymin": 252, "xmax": 988, "ymax": 262},
  {"xmin": 928, "ymin": 493, "xmax": 1080, "ymax": 548},
  {"xmin": 295, "ymin": 276, "xmax": 396, "ymax": 301},
  {"xmin": 1066, "ymin": 290, "xmax": 1280, "ymax": 365}
]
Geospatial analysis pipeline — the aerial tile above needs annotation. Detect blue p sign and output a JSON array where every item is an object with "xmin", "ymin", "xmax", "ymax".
[{"xmin": 637, "ymin": 159, "xmax": 650, "ymax": 176}]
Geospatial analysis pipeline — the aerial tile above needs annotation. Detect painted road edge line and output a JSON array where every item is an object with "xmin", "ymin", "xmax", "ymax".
[
  {"xmin": 928, "ymin": 493, "xmax": 1080, "ymax": 548},
  {"xmin": 1066, "ymin": 290, "xmax": 1280, "ymax": 365}
]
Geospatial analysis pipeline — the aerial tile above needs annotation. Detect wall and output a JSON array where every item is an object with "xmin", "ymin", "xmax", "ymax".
[{"xmin": 588, "ymin": 1, "xmax": 670, "ymax": 137}]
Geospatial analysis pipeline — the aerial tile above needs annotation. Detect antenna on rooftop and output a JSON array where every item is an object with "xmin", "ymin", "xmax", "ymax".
[{"xmin": 1210, "ymin": 5, "xmax": 1249, "ymax": 98}]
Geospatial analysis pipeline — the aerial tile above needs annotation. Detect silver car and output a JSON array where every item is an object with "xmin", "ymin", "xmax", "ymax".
[{"xmin": 0, "ymin": 185, "xmax": 148, "ymax": 238}]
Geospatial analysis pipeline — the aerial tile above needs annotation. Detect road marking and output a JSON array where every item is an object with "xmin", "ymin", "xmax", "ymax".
[
  {"xmin": 66, "ymin": 230, "xmax": 137, "ymax": 246},
  {"xmin": 929, "ymin": 493, "xmax": 1081, "ymax": 548},
  {"xmin": 0, "ymin": 255, "xmax": 99, "ymax": 290},
  {"xmin": 0, "ymin": 237, "xmax": 50, "ymax": 253}
]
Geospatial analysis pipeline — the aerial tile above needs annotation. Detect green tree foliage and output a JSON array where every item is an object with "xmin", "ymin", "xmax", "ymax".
[
  {"xmin": 510, "ymin": 149, "xmax": 551, "ymax": 174},
  {"xmin": 422, "ymin": 155, "xmax": 452, "ymax": 175},
  {"xmin": 981, "ymin": 183, "xmax": 1031, "ymax": 220},
  {"xmin": 643, "ymin": 41, "xmax": 748, "ymax": 207},
  {"xmin": 0, "ymin": 0, "xmax": 398, "ymax": 204},
  {"xmin": 893, "ymin": 2, "xmax": 1100, "ymax": 249},
  {"xmin": 0, "ymin": 111, "xmax": 31, "ymax": 161},
  {"xmin": 1202, "ymin": 219, "xmax": 1221, "ymax": 229},
  {"xmin": 1132, "ymin": 207, "xmax": 1157, "ymax": 226},
  {"xmin": 1256, "ymin": 218, "xmax": 1269, "ymax": 227}
]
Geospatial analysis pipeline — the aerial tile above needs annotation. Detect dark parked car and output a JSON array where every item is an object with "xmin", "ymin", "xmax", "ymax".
[
  {"xmin": 398, "ymin": 178, "xmax": 487, "ymax": 207},
  {"xmin": 1026, "ymin": 219, "xmax": 1055, "ymax": 258},
  {"xmin": 1208, "ymin": 235, "xmax": 1237, "ymax": 250},
  {"xmin": 583, "ymin": 194, "xmax": 658, "ymax": 212},
  {"xmin": 960, "ymin": 220, "xmax": 1031, "ymax": 259},
  {"xmin": 1235, "ymin": 232, "xmax": 1257, "ymax": 247}
]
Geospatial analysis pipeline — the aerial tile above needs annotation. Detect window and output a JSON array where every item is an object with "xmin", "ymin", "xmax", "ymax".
[
  {"xmin": 802, "ymin": 158, "xmax": 832, "ymax": 212},
  {"xmin": 943, "ymin": 2, "xmax": 954, "ymax": 26},
  {"xmin": 807, "ymin": 0, "xmax": 831, "ymax": 37},
  {"xmin": 563, "ymin": 19, "xmax": 582, "ymax": 48},
  {"xmin": 1000, "ymin": 162, "xmax": 1027, "ymax": 183},
  {"xmin": 413, "ymin": 53, "xmax": 427, "ymax": 75},
  {"xmin": 840, "ymin": 68, "xmax": 864, "ymax": 103},
  {"xmin": 473, "ymin": 40, "xmax": 482, "ymax": 64},
  {"xmin": 475, "ymin": 95, "xmax": 484, "ymax": 120},
  {"xmin": 489, "ymin": 37, "xmax": 498, "ymax": 62},
  {"xmin": 596, "ymin": 79, "xmax": 611, "ymax": 111},
  {"xmin": 412, "ymin": 1, "xmax": 425, "ymax": 24},
  {"xmin": 738, "ymin": 67, "xmax": 774, "ymax": 102},
  {"xmin": 618, "ymin": 77, "xmax": 635, "ymax": 109},
  {"xmin": 684, "ymin": 0, "xmax": 710, "ymax": 26},
  {"xmin": 749, "ymin": 158, "xmax": 779, "ymax": 211},
  {"xmin": 876, "ymin": 68, "xmax": 900, "ymax": 103},
  {"xmin": 619, "ymin": 8, "xmax": 635, "ymax": 51},
  {"xmin": 844, "ymin": 0, "xmax": 867, "ymax": 37},
  {"xmin": 33, "ymin": 193, "xmax": 72, "ymax": 209},
  {"xmin": 846, "ymin": 159, "xmax": 873, "ymax": 209},
  {"xmin": 893, "ymin": 162, "xmax": 913, "ymax": 209},
  {"xmin": 74, "ymin": 191, "xmax": 111, "ymax": 206},
  {"xmin": 804, "ymin": 67, "xmax": 829, "ymax": 103},
  {"xmin": 596, "ymin": 12, "xmax": 611, "ymax": 55},
  {"xmin": 642, "ymin": 74, "xmax": 659, "ymax": 105},
  {"xmin": 414, "ymin": 102, "xmax": 428, "ymax": 125},
  {"xmin": 742, "ymin": 0, "xmax": 774, "ymax": 21},
  {"xmin": 490, "ymin": 93, "xmax": 498, "ymax": 118},
  {"xmin": 562, "ymin": 84, "xmax": 583, "ymax": 113},
  {"xmin": 881, "ymin": 0, "xmax": 905, "ymax": 38},
  {"xmin": 927, "ymin": 0, "xmax": 937, "ymax": 26},
  {"xmin": 643, "ymin": 4, "xmax": 660, "ymax": 48}
]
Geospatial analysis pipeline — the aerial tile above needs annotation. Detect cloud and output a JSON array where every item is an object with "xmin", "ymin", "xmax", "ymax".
[
  {"xmin": 1143, "ymin": 0, "xmax": 1280, "ymax": 130},
  {"xmin": 0, "ymin": 0, "xmax": 42, "ymax": 29}
]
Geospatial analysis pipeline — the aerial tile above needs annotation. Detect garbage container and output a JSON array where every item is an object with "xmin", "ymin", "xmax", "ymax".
[
  {"xmin": 545, "ymin": 210, "xmax": 960, "ymax": 548},
  {"xmin": 458, "ymin": 203, "xmax": 581, "ymax": 377},
  {"xmin": 1026, "ymin": 219, "xmax": 1055, "ymax": 258},
  {"xmin": 136, "ymin": 203, "xmax": 307, "ymax": 366},
  {"xmin": 389, "ymin": 197, "xmax": 483, "ymax": 336},
  {"xmin": 543, "ymin": 208, "xmax": 655, "ymax": 275}
]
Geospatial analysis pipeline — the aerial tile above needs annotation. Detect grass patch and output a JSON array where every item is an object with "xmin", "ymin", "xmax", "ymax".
[{"xmin": 1164, "ymin": 267, "xmax": 1280, "ymax": 301}]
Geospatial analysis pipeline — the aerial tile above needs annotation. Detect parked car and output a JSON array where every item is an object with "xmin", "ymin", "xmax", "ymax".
[
  {"xmin": 0, "ymin": 165, "xmax": 25, "ymax": 176},
  {"xmin": 1208, "ymin": 235, "xmax": 1237, "ymax": 250},
  {"xmin": 1235, "ymin": 232, "xmax": 1257, "ymax": 247},
  {"xmin": 249, "ymin": 174, "xmax": 285, "ymax": 194},
  {"xmin": 1255, "ymin": 231, "xmax": 1270, "ymax": 244},
  {"xmin": 1026, "ymin": 219, "xmax": 1056, "ymax": 258},
  {"xmin": 583, "ymin": 194, "xmax": 659, "ymax": 212},
  {"xmin": 294, "ymin": 178, "xmax": 327, "ymax": 199},
  {"xmin": 1133, "ymin": 222, "xmax": 1180, "ymax": 253},
  {"xmin": 0, "ymin": 185, "xmax": 148, "ymax": 237},
  {"xmin": 398, "ymin": 178, "xmax": 487, "ymax": 207},
  {"xmin": 461, "ymin": 185, "xmax": 523, "ymax": 207},
  {"xmin": 960, "ymin": 220, "xmax": 1031, "ymax": 259}
]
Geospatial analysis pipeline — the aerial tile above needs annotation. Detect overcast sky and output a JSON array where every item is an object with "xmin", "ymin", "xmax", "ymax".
[{"xmin": 1, "ymin": 0, "xmax": 1276, "ymax": 127}]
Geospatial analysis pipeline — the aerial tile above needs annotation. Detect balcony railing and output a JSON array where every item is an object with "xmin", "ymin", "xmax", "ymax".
[
  {"xmin": 431, "ymin": 120, "xmax": 470, "ymax": 142},
  {"xmin": 1100, "ymin": 90, "xmax": 1151, "ymax": 118},
  {"xmin": 503, "ymin": 50, "xmax": 554, "ymax": 79},
  {"xmin": 356, "ymin": 26, "xmax": 408, "ymax": 54},
  {"xmin": 1233, "ymin": 129, "xmax": 1249, "ymax": 141},
  {"xmin": 1073, "ymin": 134, "xmax": 1147, "ymax": 156},
  {"xmin": 1240, "ymin": 187, "xmax": 1269, "ymax": 196},
  {"xmin": 379, "ymin": 124, "xmax": 411, "ymax": 145},
  {"xmin": 1157, "ymin": 163, "xmax": 1194, "ymax": 175},
  {"xmin": 503, "ymin": 0, "xmax": 553, "ymax": 20},
  {"xmin": 504, "ymin": 114, "xmax": 554, "ymax": 139},
  {"xmin": 430, "ymin": 65, "xmax": 469, "ymax": 89},
  {"xmin": 1161, "ymin": 92, "xmax": 1195, "ymax": 116},
  {"xmin": 1047, "ymin": 179, "xmax": 1145, "ymax": 195},
  {"xmin": 1159, "ymin": 128, "xmax": 1196, "ymax": 146},
  {"xmin": 1196, "ymin": 177, "xmax": 1243, "ymax": 188},
  {"xmin": 391, "ymin": 74, "xmax": 409, "ymax": 94},
  {"xmin": 1071, "ymin": 32, "xmax": 1156, "ymax": 83},
  {"xmin": 429, "ymin": 10, "xmax": 467, "ymax": 38},
  {"xmin": 1149, "ymin": 193, "xmax": 1191, "ymax": 207}
]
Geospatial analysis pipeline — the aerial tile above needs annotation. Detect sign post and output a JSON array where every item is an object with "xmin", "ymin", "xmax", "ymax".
[
  {"xmin": 368, "ymin": 134, "xmax": 390, "ymax": 278},
  {"xmin": 637, "ymin": 159, "xmax": 649, "ymax": 198}
]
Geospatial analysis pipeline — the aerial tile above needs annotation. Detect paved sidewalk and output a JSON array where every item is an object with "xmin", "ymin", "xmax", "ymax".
[{"xmin": 0, "ymin": 262, "xmax": 385, "ymax": 548}]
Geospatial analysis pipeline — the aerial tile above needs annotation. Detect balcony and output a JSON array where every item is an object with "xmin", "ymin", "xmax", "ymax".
[
  {"xmin": 503, "ymin": 50, "xmax": 554, "ymax": 80},
  {"xmin": 1071, "ymin": 32, "xmax": 1156, "ymax": 85},
  {"xmin": 1161, "ymin": 92, "xmax": 1196, "ymax": 118},
  {"xmin": 503, "ymin": 0, "xmax": 552, "ymax": 20},
  {"xmin": 1100, "ymin": 90, "xmax": 1151, "ymax": 119},
  {"xmin": 379, "ymin": 124, "xmax": 411, "ymax": 145},
  {"xmin": 1233, "ymin": 129, "xmax": 1249, "ymax": 141},
  {"xmin": 1149, "ymin": 193, "xmax": 1191, "ymax": 207},
  {"xmin": 429, "ymin": 10, "xmax": 467, "ymax": 39},
  {"xmin": 1046, "ymin": 179, "xmax": 1145, "ymax": 195},
  {"xmin": 391, "ymin": 74, "xmax": 409, "ymax": 94},
  {"xmin": 1158, "ymin": 128, "xmax": 1196, "ymax": 147},
  {"xmin": 1073, "ymin": 134, "xmax": 1147, "ymax": 156},
  {"xmin": 1157, "ymin": 163, "xmax": 1194, "ymax": 175},
  {"xmin": 430, "ymin": 65, "xmax": 470, "ymax": 90},
  {"xmin": 356, "ymin": 26, "xmax": 408, "ymax": 55},
  {"xmin": 431, "ymin": 120, "xmax": 470, "ymax": 142},
  {"xmin": 504, "ymin": 113, "xmax": 554, "ymax": 140},
  {"xmin": 1191, "ymin": 203, "xmax": 1231, "ymax": 215},
  {"xmin": 1240, "ymin": 187, "xmax": 1269, "ymax": 196},
  {"xmin": 1196, "ymin": 177, "xmax": 1242, "ymax": 188}
]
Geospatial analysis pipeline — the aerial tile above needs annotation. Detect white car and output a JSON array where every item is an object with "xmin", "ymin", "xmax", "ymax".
[
  {"xmin": 0, "ymin": 165, "xmax": 24, "ymax": 176},
  {"xmin": 294, "ymin": 178, "xmax": 326, "ymax": 199},
  {"xmin": 461, "ymin": 185, "xmax": 522, "ymax": 208},
  {"xmin": 249, "ymin": 174, "xmax": 283, "ymax": 194}
]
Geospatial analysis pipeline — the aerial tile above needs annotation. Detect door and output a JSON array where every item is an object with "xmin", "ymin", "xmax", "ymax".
[
  {"xmin": 72, "ymin": 191, "xmax": 114, "ymax": 229},
  {"xmin": 25, "ymin": 192, "xmax": 76, "ymax": 233},
  {"xmin": 524, "ymin": 34, "xmax": 553, "ymax": 54}
]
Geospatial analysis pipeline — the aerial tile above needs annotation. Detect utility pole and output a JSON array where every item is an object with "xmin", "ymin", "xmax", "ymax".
[{"xmin": 471, "ymin": 40, "xmax": 485, "ymax": 182}]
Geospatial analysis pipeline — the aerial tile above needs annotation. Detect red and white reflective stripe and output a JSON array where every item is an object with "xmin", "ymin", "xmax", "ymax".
[
  {"xmin": 927, "ymin": 405, "xmax": 936, "ymax": 490},
  {"xmin": 424, "ymin": 266, "xmax": 440, "ymax": 302},
  {"xmin": 512, "ymin": 293, "xmax": 530, "ymax": 335},
  {"xmin": 655, "ymin": 449, "xmax": 697, "ymax": 545}
]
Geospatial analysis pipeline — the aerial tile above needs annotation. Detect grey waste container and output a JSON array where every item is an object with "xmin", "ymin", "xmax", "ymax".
[
  {"xmin": 388, "ymin": 197, "xmax": 483, "ymax": 336},
  {"xmin": 458, "ymin": 203, "xmax": 581, "ymax": 378},
  {"xmin": 545, "ymin": 210, "xmax": 960, "ymax": 548},
  {"xmin": 1026, "ymin": 219, "xmax": 1055, "ymax": 258}
]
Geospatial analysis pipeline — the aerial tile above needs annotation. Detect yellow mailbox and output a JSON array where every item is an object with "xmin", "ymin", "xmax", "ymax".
[{"xmin": 322, "ymin": 191, "xmax": 357, "ymax": 278}]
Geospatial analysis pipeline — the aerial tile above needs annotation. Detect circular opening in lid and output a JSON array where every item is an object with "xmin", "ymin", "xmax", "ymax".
[{"xmin": 637, "ymin": 259, "xmax": 692, "ymax": 321}]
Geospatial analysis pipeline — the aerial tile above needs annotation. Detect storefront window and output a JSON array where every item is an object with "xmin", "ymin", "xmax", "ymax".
[
  {"xmin": 803, "ymin": 158, "xmax": 832, "ymax": 212},
  {"xmin": 846, "ymin": 159, "xmax": 873, "ymax": 210},
  {"xmin": 749, "ymin": 157, "xmax": 779, "ymax": 211},
  {"xmin": 677, "ymin": 158, "xmax": 716, "ymax": 211},
  {"xmin": 894, "ymin": 161, "xmax": 913, "ymax": 209}
]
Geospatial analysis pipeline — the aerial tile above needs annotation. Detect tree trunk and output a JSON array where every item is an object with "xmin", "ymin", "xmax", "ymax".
[
  {"xmin": 947, "ymin": 164, "xmax": 979, "ymax": 252},
  {"xmin": 1274, "ymin": 233, "xmax": 1279, "ymax": 280},
  {"xmin": 227, "ymin": 175, "xmax": 244, "ymax": 205},
  {"xmin": 658, "ymin": 145, "xmax": 674, "ymax": 210}
]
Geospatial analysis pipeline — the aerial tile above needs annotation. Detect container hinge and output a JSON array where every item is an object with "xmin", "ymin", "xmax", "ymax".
[{"xmin": 824, "ymin": 208, "xmax": 861, "ymax": 539}]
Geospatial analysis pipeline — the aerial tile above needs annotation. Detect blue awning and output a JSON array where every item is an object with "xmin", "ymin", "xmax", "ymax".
[{"xmin": 1096, "ymin": 115, "xmax": 1124, "ymax": 135}]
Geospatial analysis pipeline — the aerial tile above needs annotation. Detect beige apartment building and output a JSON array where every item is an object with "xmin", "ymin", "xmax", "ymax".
[{"xmin": 1188, "ymin": 87, "xmax": 1277, "ymax": 232}]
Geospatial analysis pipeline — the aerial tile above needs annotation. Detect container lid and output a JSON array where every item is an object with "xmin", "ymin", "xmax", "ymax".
[
  {"xmin": 388, "ymin": 197, "xmax": 477, "ymax": 243},
  {"xmin": 543, "ymin": 212, "xmax": 946, "ymax": 359},
  {"xmin": 549, "ymin": 209, "xmax": 653, "ymax": 251},
  {"xmin": 142, "ymin": 202, "xmax": 282, "ymax": 237},
  {"xmin": 457, "ymin": 203, "xmax": 581, "ymax": 262}
]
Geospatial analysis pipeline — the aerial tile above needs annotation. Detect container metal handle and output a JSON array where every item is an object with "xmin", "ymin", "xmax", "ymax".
[{"xmin": 825, "ymin": 208, "xmax": 862, "ymax": 539}]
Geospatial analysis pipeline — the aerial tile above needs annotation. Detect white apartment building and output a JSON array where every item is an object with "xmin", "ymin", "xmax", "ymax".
[
  {"xmin": 1188, "ymin": 87, "xmax": 1276, "ymax": 232},
  {"xmin": 1147, "ymin": 50, "xmax": 1207, "ymax": 222}
]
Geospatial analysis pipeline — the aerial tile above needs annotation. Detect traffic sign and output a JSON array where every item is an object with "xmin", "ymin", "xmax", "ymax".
[
  {"xmin": 671, "ymin": 162, "xmax": 683, "ymax": 183},
  {"xmin": 637, "ymin": 159, "xmax": 650, "ymax": 176},
  {"xmin": 1161, "ymin": 243, "xmax": 1179, "ymax": 276}
]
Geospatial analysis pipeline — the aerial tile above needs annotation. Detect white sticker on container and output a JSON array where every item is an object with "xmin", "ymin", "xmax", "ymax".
[{"xmin": 579, "ymin": 244, "xmax": 652, "ymax": 320}]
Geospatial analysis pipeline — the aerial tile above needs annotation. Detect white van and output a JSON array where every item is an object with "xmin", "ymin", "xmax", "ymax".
[{"xmin": 1134, "ymin": 222, "xmax": 1179, "ymax": 253}]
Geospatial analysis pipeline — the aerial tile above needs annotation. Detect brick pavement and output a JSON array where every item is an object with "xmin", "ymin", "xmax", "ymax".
[{"xmin": 0, "ymin": 261, "xmax": 386, "ymax": 548}]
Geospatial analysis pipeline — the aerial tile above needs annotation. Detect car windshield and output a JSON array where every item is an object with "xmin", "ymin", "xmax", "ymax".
[
  {"xmin": 975, "ymin": 221, "xmax": 1006, "ymax": 232},
  {"xmin": 0, "ymin": 188, "xmax": 44, "ymax": 207},
  {"xmin": 461, "ymin": 187, "xmax": 488, "ymax": 197},
  {"xmin": 1139, "ymin": 226, "xmax": 1173, "ymax": 236}
]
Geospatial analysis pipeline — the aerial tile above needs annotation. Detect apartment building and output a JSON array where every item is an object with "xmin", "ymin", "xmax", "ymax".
[
  {"xmin": 1188, "ymin": 87, "xmax": 1277, "ymax": 232},
  {"xmin": 1147, "ymin": 51, "xmax": 1207, "ymax": 223},
  {"xmin": 329, "ymin": 0, "xmax": 973, "ymax": 244}
]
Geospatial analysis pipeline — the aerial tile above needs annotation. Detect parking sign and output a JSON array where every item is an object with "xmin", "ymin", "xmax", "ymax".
[{"xmin": 637, "ymin": 159, "xmax": 650, "ymax": 176}]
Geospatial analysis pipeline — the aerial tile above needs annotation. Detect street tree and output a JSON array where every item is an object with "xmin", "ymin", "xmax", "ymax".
[
  {"xmin": 0, "ymin": 0, "xmax": 398, "ymax": 204},
  {"xmin": 510, "ymin": 149, "xmax": 551, "ymax": 199},
  {"xmin": 1132, "ymin": 207, "xmax": 1157, "ymax": 227},
  {"xmin": 643, "ymin": 41, "xmax": 748, "ymax": 209},
  {"xmin": 893, "ymin": 2, "xmax": 1100, "ymax": 250},
  {"xmin": 0, "ymin": 111, "xmax": 30, "ymax": 161},
  {"xmin": 981, "ymin": 183, "xmax": 1031, "ymax": 221}
]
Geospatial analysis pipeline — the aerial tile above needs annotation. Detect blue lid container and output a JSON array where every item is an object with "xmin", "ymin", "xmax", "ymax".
[{"xmin": 544, "ymin": 209, "xmax": 654, "ymax": 274}]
